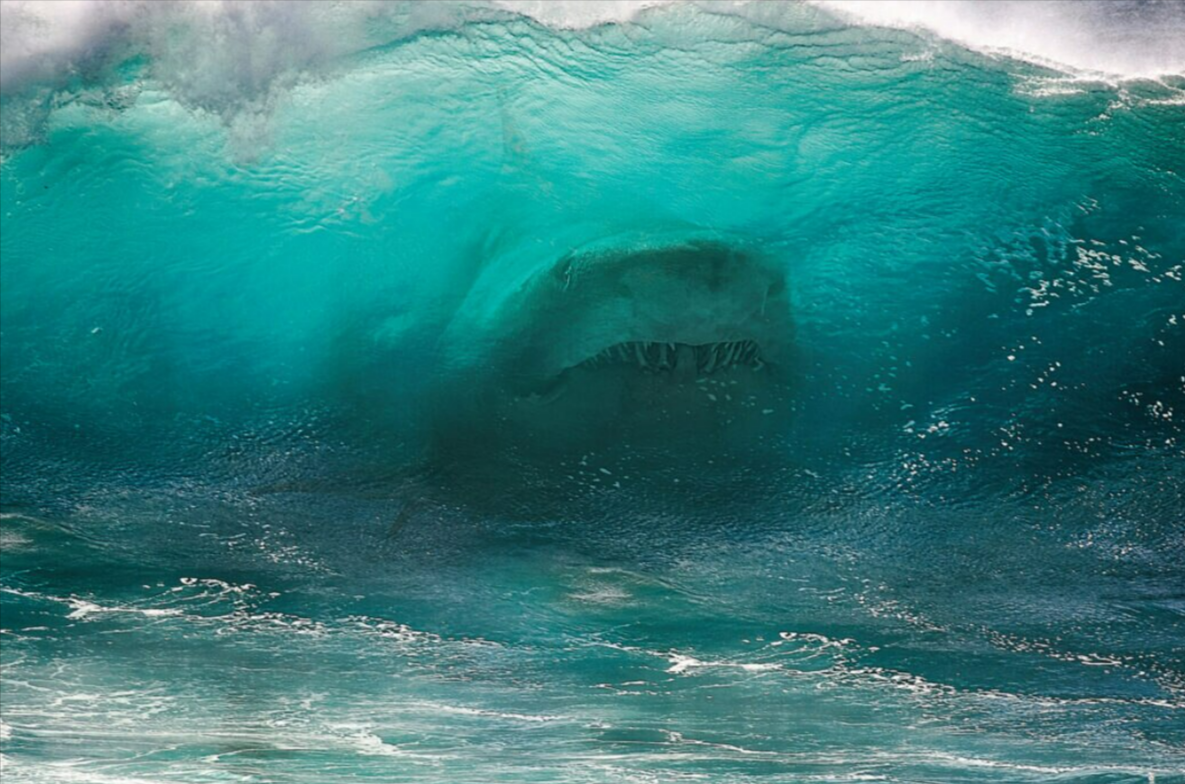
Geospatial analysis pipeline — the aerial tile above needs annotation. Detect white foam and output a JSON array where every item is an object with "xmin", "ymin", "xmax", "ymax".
[
  {"xmin": 64, "ymin": 598, "xmax": 182, "ymax": 620},
  {"xmin": 0, "ymin": 1, "xmax": 138, "ymax": 93},
  {"xmin": 666, "ymin": 653, "xmax": 781, "ymax": 674},
  {"xmin": 1, "ymin": 0, "xmax": 377, "ymax": 103},
  {"xmin": 494, "ymin": 0, "xmax": 667, "ymax": 29},
  {"xmin": 1, "ymin": 0, "xmax": 1180, "ymax": 104},
  {"xmin": 1, "ymin": 585, "xmax": 183, "ymax": 620},
  {"xmin": 815, "ymin": 0, "xmax": 1185, "ymax": 78},
  {"xmin": 0, "ymin": 530, "xmax": 31, "ymax": 550},
  {"xmin": 415, "ymin": 702, "xmax": 562, "ymax": 723}
]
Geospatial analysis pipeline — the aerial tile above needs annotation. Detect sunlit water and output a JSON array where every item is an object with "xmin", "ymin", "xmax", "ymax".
[{"xmin": 1, "ymin": 2, "xmax": 1183, "ymax": 782}]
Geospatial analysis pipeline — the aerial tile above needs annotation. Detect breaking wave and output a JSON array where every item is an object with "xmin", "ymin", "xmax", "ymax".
[{"xmin": 1, "ymin": 2, "xmax": 1183, "ymax": 782}]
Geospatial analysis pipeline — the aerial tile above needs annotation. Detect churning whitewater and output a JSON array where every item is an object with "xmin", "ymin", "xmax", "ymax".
[{"xmin": 1, "ymin": 1, "xmax": 1183, "ymax": 782}]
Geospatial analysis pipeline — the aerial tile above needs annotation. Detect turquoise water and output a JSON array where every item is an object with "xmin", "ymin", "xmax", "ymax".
[{"xmin": 2, "ymin": 2, "xmax": 1184, "ymax": 782}]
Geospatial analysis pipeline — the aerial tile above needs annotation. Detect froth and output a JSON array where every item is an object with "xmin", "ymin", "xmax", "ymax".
[
  {"xmin": 1, "ymin": 0, "xmax": 1181, "ymax": 105},
  {"xmin": 816, "ymin": 0, "xmax": 1185, "ymax": 77}
]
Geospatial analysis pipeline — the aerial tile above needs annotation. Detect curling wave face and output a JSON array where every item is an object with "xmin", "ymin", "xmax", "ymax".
[{"xmin": 1, "ymin": 2, "xmax": 1184, "ymax": 783}]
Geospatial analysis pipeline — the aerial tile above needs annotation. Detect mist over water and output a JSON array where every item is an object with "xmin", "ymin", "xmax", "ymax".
[{"xmin": 2, "ymin": 1, "xmax": 1184, "ymax": 782}]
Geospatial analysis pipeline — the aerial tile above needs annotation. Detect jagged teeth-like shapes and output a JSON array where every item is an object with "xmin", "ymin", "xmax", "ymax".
[
  {"xmin": 703, "ymin": 345, "xmax": 719, "ymax": 374},
  {"xmin": 578, "ymin": 340, "xmax": 763, "ymax": 375}
]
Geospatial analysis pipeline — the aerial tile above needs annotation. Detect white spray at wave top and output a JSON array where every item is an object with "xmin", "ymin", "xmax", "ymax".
[
  {"xmin": 816, "ymin": 0, "xmax": 1185, "ymax": 79},
  {"xmin": 0, "ymin": 0, "xmax": 1182, "ymax": 100}
]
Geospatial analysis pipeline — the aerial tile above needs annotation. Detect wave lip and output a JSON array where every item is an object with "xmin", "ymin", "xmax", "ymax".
[
  {"xmin": 1, "ymin": 0, "xmax": 1182, "ymax": 103},
  {"xmin": 815, "ymin": 0, "xmax": 1185, "ymax": 78}
]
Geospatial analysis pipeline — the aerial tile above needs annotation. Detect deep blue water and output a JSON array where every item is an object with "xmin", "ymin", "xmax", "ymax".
[{"xmin": 1, "ymin": 2, "xmax": 1184, "ymax": 782}]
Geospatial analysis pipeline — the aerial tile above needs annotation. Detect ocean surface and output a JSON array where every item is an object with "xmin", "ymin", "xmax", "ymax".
[{"xmin": 1, "ymin": 1, "xmax": 1184, "ymax": 782}]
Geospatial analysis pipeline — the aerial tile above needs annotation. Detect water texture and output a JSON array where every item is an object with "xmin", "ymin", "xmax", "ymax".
[{"xmin": 1, "ymin": 2, "xmax": 1183, "ymax": 782}]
